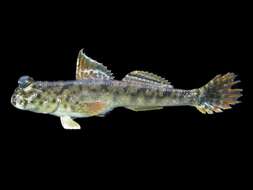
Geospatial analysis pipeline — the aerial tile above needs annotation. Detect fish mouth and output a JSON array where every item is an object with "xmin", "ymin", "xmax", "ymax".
[
  {"xmin": 11, "ymin": 94, "xmax": 26, "ymax": 110},
  {"xmin": 11, "ymin": 94, "xmax": 17, "ymax": 107}
]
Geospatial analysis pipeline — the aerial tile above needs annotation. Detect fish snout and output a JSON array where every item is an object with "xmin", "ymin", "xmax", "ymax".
[{"xmin": 11, "ymin": 93, "xmax": 27, "ymax": 110}]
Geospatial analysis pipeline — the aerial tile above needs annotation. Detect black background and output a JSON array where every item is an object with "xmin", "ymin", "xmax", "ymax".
[{"xmin": 0, "ymin": 3, "xmax": 251, "ymax": 187}]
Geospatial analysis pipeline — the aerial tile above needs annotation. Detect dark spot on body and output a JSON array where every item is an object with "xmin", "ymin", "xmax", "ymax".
[
  {"xmin": 112, "ymin": 89, "xmax": 121, "ymax": 102},
  {"xmin": 25, "ymin": 91, "xmax": 33, "ymax": 97},
  {"xmin": 12, "ymin": 95, "xmax": 16, "ymax": 100},
  {"xmin": 71, "ymin": 90, "xmax": 76, "ymax": 95},
  {"xmin": 113, "ymin": 94, "xmax": 119, "ymax": 102},
  {"xmin": 163, "ymin": 90, "xmax": 172, "ymax": 96},
  {"xmin": 129, "ymin": 93, "xmax": 138, "ymax": 103},
  {"xmin": 123, "ymin": 86, "xmax": 129, "ymax": 93},
  {"xmin": 113, "ymin": 89, "xmax": 120, "ymax": 96},
  {"xmin": 88, "ymin": 86, "xmax": 97, "ymax": 92},
  {"xmin": 100, "ymin": 84, "xmax": 108, "ymax": 92},
  {"xmin": 145, "ymin": 89, "xmax": 153, "ymax": 96},
  {"xmin": 71, "ymin": 105, "xmax": 76, "ymax": 110},
  {"xmin": 30, "ymin": 99, "xmax": 36, "ymax": 104},
  {"xmin": 39, "ymin": 100, "xmax": 44, "ymax": 105},
  {"xmin": 65, "ymin": 96, "xmax": 71, "ymax": 102},
  {"xmin": 177, "ymin": 91, "xmax": 187, "ymax": 99},
  {"xmin": 73, "ymin": 100, "xmax": 79, "ymax": 105},
  {"xmin": 46, "ymin": 104, "xmax": 52, "ymax": 108},
  {"xmin": 136, "ymin": 88, "xmax": 153, "ymax": 101},
  {"xmin": 136, "ymin": 88, "xmax": 146, "ymax": 96}
]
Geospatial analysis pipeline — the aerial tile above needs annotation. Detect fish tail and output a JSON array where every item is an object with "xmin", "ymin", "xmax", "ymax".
[{"xmin": 194, "ymin": 73, "xmax": 242, "ymax": 114}]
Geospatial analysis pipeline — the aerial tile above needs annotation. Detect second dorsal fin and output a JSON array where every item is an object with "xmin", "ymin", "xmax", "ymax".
[{"xmin": 122, "ymin": 71, "xmax": 173, "ymax": 87}]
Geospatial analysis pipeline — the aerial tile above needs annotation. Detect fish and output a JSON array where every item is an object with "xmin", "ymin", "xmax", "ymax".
[{"xmin": 11, "ymin": 49, "xmax": 243, "ymax": 130}]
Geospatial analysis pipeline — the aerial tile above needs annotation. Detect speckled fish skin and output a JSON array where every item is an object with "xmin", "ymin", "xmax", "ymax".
[
  {"xmin": 11, "ymin": 49, "xmax": 242, "ymax": 129},
  {"xmin": 11, "ymin": 80, "xmax": 197, "ymax": 117}
]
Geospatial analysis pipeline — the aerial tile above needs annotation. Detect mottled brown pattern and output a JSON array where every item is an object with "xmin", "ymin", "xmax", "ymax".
[{"xmin": 11, "ymin": 49, "xmax": 242, "ymax": 130}]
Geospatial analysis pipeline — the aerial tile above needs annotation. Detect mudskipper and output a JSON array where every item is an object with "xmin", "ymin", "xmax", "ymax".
[{"xmin": 11, "ymin": 49, "xmax": 243, "ymax": 129}]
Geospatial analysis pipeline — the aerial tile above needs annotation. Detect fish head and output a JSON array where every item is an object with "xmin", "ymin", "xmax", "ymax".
[{"xmin": 11, "ymin": 76, "xmax": 41, "ymax": 111}]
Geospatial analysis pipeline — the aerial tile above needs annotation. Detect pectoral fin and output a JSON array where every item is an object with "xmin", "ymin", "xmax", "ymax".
[
  {"xmin": 126, "ymin": 106, "xmax": 164, "ymax": 112},
  {"xmin": 60, "ymin": 116, "xmax": 81, "ymax": 130}
]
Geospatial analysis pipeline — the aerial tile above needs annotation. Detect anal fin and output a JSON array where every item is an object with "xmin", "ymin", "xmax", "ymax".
[
  {"xmin": 126, "ymin": 106, "xmax": 164, "ymax": 112},
  {"xmin": 97, "ymin": 114, "xmax": 106, "ymax": 117}
]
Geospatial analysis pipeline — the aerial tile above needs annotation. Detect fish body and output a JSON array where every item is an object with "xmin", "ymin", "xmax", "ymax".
[
  {"xmin": 11, "ymin": 49, "xmax": 242, "ymax": 129},
  {"xmin": 12, "ymin": 79, "xmax": 196, "ymax": 117}
]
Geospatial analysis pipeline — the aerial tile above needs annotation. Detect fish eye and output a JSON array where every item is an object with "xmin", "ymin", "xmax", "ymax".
[{"xmin": 18, "ymin": 76, "xmax": 34, "ymax": 88}]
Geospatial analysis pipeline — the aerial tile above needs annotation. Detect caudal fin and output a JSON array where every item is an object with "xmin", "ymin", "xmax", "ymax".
[{"xmin": 195, "ymin": 73, "xmax": 242, "ymax": 114}]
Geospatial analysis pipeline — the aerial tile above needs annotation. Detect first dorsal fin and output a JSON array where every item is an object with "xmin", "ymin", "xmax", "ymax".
[
  {"xmin": 123, "ymin": 71, "xmax": 173, "ymax": 88},
  {"xmin": 76, "ymin": 49, "xmax": 114, "ymax": 80}
]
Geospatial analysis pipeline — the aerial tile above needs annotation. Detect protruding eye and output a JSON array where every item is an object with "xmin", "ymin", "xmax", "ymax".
[{"xmin": 18, "ymin": 76, "xmax": 34, "ymax": 88}]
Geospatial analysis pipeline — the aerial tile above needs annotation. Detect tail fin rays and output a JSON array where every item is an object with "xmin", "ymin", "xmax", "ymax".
[{"xmin": 195, "ymin": 73, "xmax": 242, "ymax": 114}]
